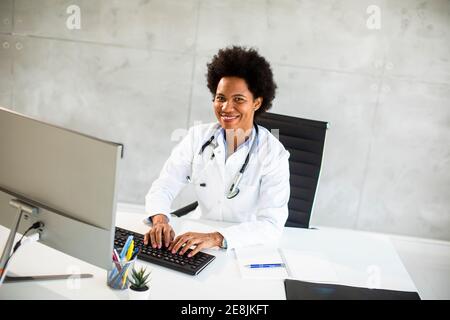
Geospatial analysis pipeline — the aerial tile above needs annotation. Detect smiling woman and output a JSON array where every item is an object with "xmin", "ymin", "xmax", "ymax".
[{"xmin": 145, "ymin": 45, "xmax": 290, "ymax": 255}]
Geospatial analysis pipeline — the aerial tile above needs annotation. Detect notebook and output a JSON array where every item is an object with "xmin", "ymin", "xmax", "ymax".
[{"xmin": 284, "ymin": 279, "xmax": 421, "ymax": 300}]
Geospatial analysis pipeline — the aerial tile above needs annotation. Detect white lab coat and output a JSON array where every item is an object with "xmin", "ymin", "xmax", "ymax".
[{"xmin": 145, "ymin": 122, "xmax": 290, "ymax": 249}]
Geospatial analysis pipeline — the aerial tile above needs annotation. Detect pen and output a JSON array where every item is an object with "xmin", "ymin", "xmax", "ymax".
[
  {"xmin": 121, "ymin": 266, "xmax": 130, "ymax": 287},
  {"xmin": 112, "ymin": 263, "xmax": 128, "ymax": 288},
  {"xmin": 130, "ymin": 247, "xmax": 140, "ymax": 261},
  {"xmin": 120, "ymin": 235, "xmax": 133, "ymax": 260},
  {"xmin": 111, "ymin": 253, "xmax": 122, "ymax": 270},
  {"xmin": 109, "ymin": 249, "xmax": 123, "ymax": 281},
  {"xmin": 109, "ymin": 261, "xmax": 122, "ymax": 282},
  {"xmin": 113, "ymin": 248, "xmax": 121, "ymax": 262},
  {"xmin": 245, "ymin": 263, "xmax": 285, "ymax": 268},
  {"xmin": 126, "ymin": 240, "xmax": 134, "ymax": 261}
]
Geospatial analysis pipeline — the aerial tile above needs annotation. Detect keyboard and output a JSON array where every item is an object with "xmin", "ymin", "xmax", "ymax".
[{"xmin": 114, "ymin": 227, "xmax": 216, "ymax": 276}]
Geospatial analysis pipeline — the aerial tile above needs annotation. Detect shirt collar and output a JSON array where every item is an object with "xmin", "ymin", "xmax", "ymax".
[{"xmin": 218, "ymin": 126, "xmax": 257, "ymax": 156}]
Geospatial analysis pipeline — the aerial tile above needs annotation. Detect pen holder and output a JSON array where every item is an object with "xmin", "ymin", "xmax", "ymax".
[{"xmin": 107, "ymin": 257, "xmax": 137, "ymax": 290}]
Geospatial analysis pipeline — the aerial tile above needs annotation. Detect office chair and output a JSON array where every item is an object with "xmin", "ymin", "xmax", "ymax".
[{"xmin": 171, "ymin": 112, "xmax": 329, "ymax": 229}]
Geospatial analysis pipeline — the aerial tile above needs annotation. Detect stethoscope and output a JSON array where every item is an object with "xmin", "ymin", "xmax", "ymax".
[{"xmin": 187, "ymin": 123, "xmax": 259, "ymax": 199}]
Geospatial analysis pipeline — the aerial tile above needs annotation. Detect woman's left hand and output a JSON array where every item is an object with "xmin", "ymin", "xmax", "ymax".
[{"xmin": 168, "ymin": 232, "xmax": 224, "ymax": 257}]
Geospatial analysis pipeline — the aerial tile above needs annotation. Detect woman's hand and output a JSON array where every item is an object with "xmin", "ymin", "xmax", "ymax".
[
  {"xmin": 144, "ymin": 214, "xmax": 175, "ymax": 249},
  {"xmin": 168, "ymin": 232, "xmax": 224, "ymax": 257}
]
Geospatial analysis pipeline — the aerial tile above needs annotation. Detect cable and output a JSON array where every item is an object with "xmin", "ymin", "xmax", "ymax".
[
  {"xmin": 0, "ymin": 232, "xmax": 40, "ymax": 286},
  {"xmin": 12, "ymin": 221, "xmax": 44, "ymax": 253},
  {"xmin": 0, "ymin": 221, "xmax": 44, "ymax": 286}
]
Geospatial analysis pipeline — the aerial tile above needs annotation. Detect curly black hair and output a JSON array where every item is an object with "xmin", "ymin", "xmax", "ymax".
[{"xmin": 206, "ymin": 46, "xmax": 277, "ymax": 118}]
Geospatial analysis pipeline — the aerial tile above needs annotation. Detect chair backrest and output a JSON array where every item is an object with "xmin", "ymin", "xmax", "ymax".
[{"xmin": 256, "ymin": 112, "xmax": 328, "ymax": 228}]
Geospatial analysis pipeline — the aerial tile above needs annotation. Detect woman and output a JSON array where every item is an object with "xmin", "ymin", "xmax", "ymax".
[{"xmin": 143, "ymin": 46, "xmax": 290, "ymax": 256}]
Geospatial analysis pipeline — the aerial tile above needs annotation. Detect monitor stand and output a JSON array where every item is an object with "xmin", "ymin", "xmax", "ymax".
[{"xmin": 0, "ymin": 199, "xmax": 92, "ymax": 285}]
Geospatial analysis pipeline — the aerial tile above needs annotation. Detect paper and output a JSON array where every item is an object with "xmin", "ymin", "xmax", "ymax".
[
  {"xmin": 281, "ymin": 249, "xmax": 338, "ymax": 283},
  {"xmin": 235, "ymin": 245, "xmax": 289, "ymax": 279}
]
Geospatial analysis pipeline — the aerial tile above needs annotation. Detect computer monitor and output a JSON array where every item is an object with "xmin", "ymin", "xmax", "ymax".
[{"xmin": 0, "ymin": 106, "xmax": 123, "ymax": 282}]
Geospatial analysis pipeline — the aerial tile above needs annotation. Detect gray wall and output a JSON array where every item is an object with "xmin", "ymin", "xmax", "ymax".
[{"xmin": 0, "ymin": 0, "xmax": 449, "ymax": 240}]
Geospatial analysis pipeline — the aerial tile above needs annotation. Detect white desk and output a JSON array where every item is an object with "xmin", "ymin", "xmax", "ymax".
[{"xmin": 0, "ymin": 210, "xmax": 418, "ymax": 299}]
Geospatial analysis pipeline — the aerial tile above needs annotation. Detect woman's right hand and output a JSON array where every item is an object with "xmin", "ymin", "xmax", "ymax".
[{"xmin": 144, "ymin": 214, "xmax": 175, "ymax": 249}]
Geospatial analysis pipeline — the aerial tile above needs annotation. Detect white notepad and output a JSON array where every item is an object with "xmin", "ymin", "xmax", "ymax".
[
  {"xmin": 235, "ymin": 245, "xmax": 289, "ymax": 279},
  {"xmin": 235, "ymin": 246, "xmax": 339, "ymax": 282}
]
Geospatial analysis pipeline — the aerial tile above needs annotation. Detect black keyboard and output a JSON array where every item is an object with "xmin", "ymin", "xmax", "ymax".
[{"xmin": 114, "ymin": 227, "xmax": 216, "ymax": 276}]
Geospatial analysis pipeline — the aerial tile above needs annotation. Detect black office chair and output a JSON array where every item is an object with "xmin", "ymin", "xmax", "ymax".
[{"xmin": 171, "ymin": 112, "xmax": 329, "ymax": 229}]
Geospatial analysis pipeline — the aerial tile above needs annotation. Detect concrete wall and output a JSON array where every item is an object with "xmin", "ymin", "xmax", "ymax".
[{"xmin": 0, "ymin": 0, "xmax": 448, "ymax": 240}]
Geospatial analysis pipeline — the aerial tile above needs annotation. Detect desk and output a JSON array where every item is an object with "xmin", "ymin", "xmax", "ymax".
[{"xmin": 0, "ymin": 210, "xmax": 418, "ymax": 299}]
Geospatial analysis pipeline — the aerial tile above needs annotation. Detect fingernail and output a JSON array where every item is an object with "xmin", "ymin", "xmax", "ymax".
[{"xmin": 188, "ymin": 253, "xmax": 192, "ymax": 257}]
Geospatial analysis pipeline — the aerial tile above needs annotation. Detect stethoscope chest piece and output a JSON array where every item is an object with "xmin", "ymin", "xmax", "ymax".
[{"xmin": 226, "ymin": 188, "xmax": 240, "ymax": 199}]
